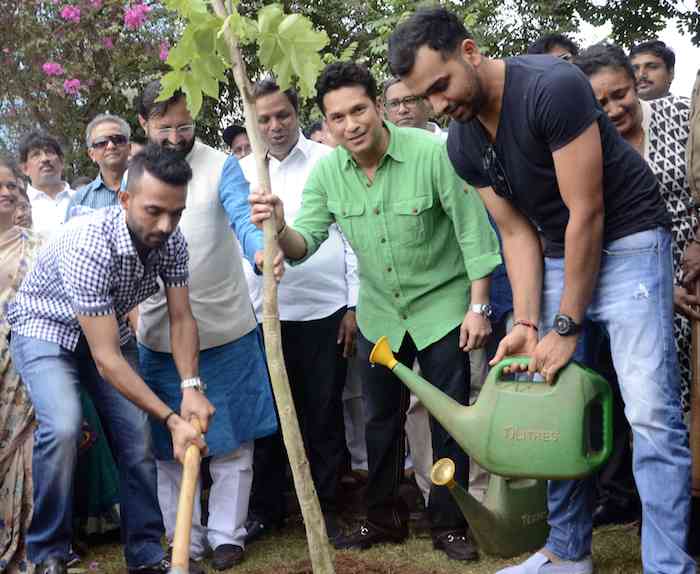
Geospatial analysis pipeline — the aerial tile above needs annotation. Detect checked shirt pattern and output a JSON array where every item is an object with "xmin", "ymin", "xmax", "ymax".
[{"xmin": 7, "ymin": 206, "xmax": 189, "ymax": 351}]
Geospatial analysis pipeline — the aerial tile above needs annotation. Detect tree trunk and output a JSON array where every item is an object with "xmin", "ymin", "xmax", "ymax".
[{"xmin": 210, "ymin": 2, "xmax": 335, "ymax": 572}]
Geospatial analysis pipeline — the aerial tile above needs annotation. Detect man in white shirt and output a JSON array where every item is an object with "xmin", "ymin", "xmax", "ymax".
[
  {"xmin": 239, "ymin": 79, "xmax": 359, "ymax": 543},
  {"xmin": 18, "ymin": 131, "xmax": 75, "ymax": 239}
]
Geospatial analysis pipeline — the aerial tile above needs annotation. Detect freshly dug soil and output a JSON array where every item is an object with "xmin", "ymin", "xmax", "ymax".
[{"xmin": 250, "ymin": 554, "xmax": 441, "ymax": 574}]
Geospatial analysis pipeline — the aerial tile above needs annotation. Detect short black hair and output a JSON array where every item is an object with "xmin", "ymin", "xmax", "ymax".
[
  {"xmin": 629, "ymin": 39, "xmax": 675, "ymax": 72},
  {"xmin": 222, "ymin": 125, "xmax": 247, "ymax": 147},
  {"xmin": 527, "ymin": 33, "xmax": 579, "ymax": 56},
  {"xmin": 0, "ymin": 156, "xmax": 21, "ymax": 179},
  {"xmin": 18, "ymin": 130, "xmax": 64, "ymax": 163},
  {"xmin": 388, "ymin": 7, "xmax": 471, "ymax": 78},
  {"xmin": 127, "ymin": 144, "xmax": 192, "ymax": 192},
  {"xmin": 315, "ymin": 62, "xmax": 377, "ymax": 115},
  {"xmin": 138, "ymin": 79, "xmax": 186, "ymax": 120},
  {"xmin": 305, "ymin": 121, "xmax": 323, "ymax": 138},
  {"xmin": 574, "ymin": 42, "xmax": 635, "ymax": 83},
  {"xmin": 252, "ymin": 78, "xmax": 299, "ymax": 112}
]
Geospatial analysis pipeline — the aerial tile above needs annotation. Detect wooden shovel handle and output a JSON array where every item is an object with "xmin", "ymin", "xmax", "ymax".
[
  {"xmin": 171, "ymin": 418, "xmax": 203, "ymax": 571},
  {"xmin": 692, "ymin": 284, "xmax": 700, "ymax": 497}
]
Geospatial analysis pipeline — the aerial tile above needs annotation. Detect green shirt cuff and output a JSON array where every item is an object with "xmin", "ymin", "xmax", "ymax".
[
  {"xmin": 287, "ymin": 227, "xmax": 318, "ymax": 266},
  {"xmin": 464, "ymin": 252, "xmax": 502, "ymax": 281}
]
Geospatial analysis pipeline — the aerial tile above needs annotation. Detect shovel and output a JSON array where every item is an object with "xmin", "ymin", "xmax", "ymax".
[{"xmin": 169, "ymin": 417, "xmax": 203, "ymax": 574}]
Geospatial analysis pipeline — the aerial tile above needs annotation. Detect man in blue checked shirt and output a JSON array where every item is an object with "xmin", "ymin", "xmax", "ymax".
[{"xmin": 8, "ymin": 145, "xmax": 215, "ymax": 574}]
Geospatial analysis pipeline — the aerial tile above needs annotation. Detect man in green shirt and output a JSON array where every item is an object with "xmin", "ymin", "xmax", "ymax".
[{"xmin": 250, "ymin": 62, "xmax": 500, "ymax": 561}]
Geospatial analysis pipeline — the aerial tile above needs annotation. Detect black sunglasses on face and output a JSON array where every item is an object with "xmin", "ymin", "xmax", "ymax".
[
  {"xmin": 482, "ymin": 145, "xmax": 513, "ymax": 198},
  {"xmin": 91, "ymin": 134, "xmax": 129, "ymax": 149}
]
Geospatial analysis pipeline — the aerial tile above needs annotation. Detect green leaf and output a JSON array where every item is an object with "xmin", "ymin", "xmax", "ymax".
[
  {"xmin": 257, "ymin": 4, "xmax": 284, "ymax": 35},
  {"xmin": 167, "ymin": 27, "xmax": 196, "ymax": 70},
  {"xmin": 339, "ymin": 41, "xmax": 358, "ymax": 61},
  {"xmin": 157, "ymin": 70, "xmax": 185, "ymax": 102},
  {"xmin": 194, "ymin": 27, "xmax": 215, "ymax": 54},
  {"xmin": 191, "ymin": 58, "xmax": 219, "ymax": 100},
  {"xmin": 182, "ymin": 73, "xmax": 203, "ymax": 118}
]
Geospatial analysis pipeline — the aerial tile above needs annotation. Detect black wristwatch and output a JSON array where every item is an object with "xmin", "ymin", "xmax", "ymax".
[{"xmin": 553, "ymin": 313, "xmax": 581, "ymax": 336}]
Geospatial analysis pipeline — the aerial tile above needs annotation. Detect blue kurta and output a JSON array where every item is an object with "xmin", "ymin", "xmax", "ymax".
[{"xmin": 138, "ymin": 327, "xmax": 277, "ymax": 459}]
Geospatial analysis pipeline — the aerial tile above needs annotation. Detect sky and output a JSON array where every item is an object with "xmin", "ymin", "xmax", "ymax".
[{"xmin": 578, "ymin": 1, "xmax": 699, "ymax": 98}]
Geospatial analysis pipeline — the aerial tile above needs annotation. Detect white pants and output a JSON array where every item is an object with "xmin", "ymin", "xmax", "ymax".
[
  {"xmin": 343, "ymin": 355, "xmax": 368, "ymax": 471},
  {"xmin": 404, "ymin": 392, "xmax": 433, "ymax": 505},
  {"xmin": 156, "ymin": 442, "xmax": 254, "ymax": 558}
]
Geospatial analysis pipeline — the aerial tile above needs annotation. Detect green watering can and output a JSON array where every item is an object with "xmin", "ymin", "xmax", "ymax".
[
  {"xmin": 432, "ymin": 458, "xmax": 548, "ymax": 558},
  {"xmin": 370, "ymin": 337, "xmax": 613, "ymax": 480}
]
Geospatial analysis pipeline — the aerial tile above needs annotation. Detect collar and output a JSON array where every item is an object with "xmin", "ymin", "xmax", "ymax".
[
  {"xmin": 27, "ymin": 181, "xmax": 73, "ymax": 201},
  {"xmin": 267, "ymin": 131, "xmax": 312, "ymax": 164},
  {"xmin": 426, "ymin": 122, "xmax": 444, "ymax": 136},
  {"xmin": 340, "ymin": 121, "xmax": 405, "ymax": 170},
  {"xmin": 114, "ymin": 208, "xmax": 138, "ymax": 257}
]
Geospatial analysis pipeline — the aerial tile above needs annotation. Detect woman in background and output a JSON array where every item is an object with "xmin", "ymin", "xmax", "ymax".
[{"xmin": 0, "ymin": 157, "xmax": 42, "ymax": 573}]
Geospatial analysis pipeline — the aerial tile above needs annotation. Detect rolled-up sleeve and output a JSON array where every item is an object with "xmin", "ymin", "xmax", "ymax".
[
  {"xmin": 435, "ymin": 145, "xmax": 501, "ymax": 280},
  {"xmin": 160, "ymin": 228, "xmax": 190, "ymax": 288}
]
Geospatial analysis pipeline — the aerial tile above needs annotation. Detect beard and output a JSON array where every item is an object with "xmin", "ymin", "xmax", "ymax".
[{"xmin": 151, "ymin": 135, "xmax": 196, "ymax": 159}]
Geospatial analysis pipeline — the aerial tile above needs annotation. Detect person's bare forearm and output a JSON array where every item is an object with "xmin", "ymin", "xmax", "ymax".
[
  {"xmin": 278, "ymin": 226, "xmax": 308, "ymax": 260},
  {"xmin": 558, "ymin": 209, "xmax": 604, "ymax": 322},
  {"xmin": 95, "ymin": 353, "xmax": 172, "ymax": 421},
  {"xmin": 170, "ymin": 314, "xmax": 199, "ymax": 380},
  {"xmin": 470, "ymin": 276, "xmax": 490, "ymax": 304},
  {"xmin": 501, "ymin": 223, "xmax": 543, "ymax": 323}
]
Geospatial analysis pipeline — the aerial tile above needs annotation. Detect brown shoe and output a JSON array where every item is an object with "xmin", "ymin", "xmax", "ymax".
[
  {"xmin": 334, "ymin": 521, "xmax": 408, "ymax": 550},
  {"xmin": 432, "ymin": 530, "xmax": 478, "ymax": 561},
  {"xmin": 211, "ymin": 544, "xmax": 244, "ymax": 570}
]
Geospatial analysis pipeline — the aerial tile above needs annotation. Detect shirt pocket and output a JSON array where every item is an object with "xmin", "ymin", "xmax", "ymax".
[
  {"xmin": 328, "ymin": 201, "xmax": 368, "ymax": 251},
  {"xmin": 391, "ymin": 195, "xmax": 433, "ymax": 246}
]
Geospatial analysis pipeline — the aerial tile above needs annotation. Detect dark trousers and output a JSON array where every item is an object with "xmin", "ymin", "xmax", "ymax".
[
  {"xmin": 356, "ymin": 327, "xmax": 469, "ymax": 533},
  {"xmin": 249, "ymin": 307, "xmax": 348, "ymax": 520}
]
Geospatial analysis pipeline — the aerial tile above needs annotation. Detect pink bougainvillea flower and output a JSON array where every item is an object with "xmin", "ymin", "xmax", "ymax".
[
  {"xmin": 102, "ymin": 37, "xmax": 114, "ymax": 49},
  {"xmin": 63, "ymin": 78, "xmax": 82, "ymax": 95},
  {"xmin": 159, "ymin": 41, "xmax": 169, "ymax": 62},
  {"xmin": 42, "ymin": 62, "xmax": 65, "ymax": 76},
  {"xmin": 89, "ymin": 0, "xmax": 103, "ymax": 8},
  {"xmin": 59, "ymin": 5, "xmax": 81, "ymax": 23},
  {"xmin": 124, "ymin": 3, "xmax": 152, "ymax": 30}
]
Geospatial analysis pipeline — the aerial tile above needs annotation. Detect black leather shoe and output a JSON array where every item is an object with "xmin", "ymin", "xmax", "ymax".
[
  {"xmin": 244, "ymin": 517, "xmax": 283, "ymax": 544},
  {"xmin": 324, "ymin": 511, "xmax": 343, "ymax": 543},
  {"xmin": 333, "ymin": 521, "xmax": 408, "ymax": 550},
  {"xmin": 36, "ymin": 557, "xmax": 67, "ymax": 574},
  {"xmin": 592, "ymin": 502, "xmax": 640, "ymax": 528},
  {"xmin": 211, "ymin": 544, "xmax": 244, "ymax": 570},
  {"xmin": 127, "ymin": 558, "xmax": 171, "ymax": 574},
  {"xmin": 432, "ymin": 530, "xmax": 478, "ymax": 561}
]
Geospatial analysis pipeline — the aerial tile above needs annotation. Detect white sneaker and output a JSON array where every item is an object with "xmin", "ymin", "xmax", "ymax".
[{"xmin": 496, "ymin": 552, "xmax": 593, "ymax": 574}]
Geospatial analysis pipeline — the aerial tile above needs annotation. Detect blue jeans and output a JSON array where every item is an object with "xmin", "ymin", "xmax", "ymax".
[
  {"xmin": 9, "ymin": 334, "xmax": 165, "ymax": 568},
  {"xmin": 541, "ymin": 228, "xmax": 694, "ymax": 573}
]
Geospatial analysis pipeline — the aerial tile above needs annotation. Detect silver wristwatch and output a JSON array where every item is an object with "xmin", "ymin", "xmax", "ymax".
[
  {"xmin": 470, "ymin": 303, "xmax": 493, "ymax": 319},
  {"xmin": 181, "ymin": 377, "xmax": 206, "ymax": 392}
]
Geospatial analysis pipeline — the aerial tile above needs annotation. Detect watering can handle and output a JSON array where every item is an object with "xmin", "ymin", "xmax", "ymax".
[
  {"xmin": 585, "ymin": 385, "xmax": 614, "ymax": 467},
  {"xmin": 491, "ymin": 356, "xmax": 535, "ymax": 382}
]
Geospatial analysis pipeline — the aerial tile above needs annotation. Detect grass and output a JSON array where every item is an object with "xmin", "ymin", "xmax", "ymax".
[{"xmin": 73, "ymin": 520, "xmax": 643, "ymax": 573}]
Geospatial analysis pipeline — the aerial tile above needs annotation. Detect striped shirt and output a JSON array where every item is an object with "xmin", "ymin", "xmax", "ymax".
[
  {"xmin": 67, "ymin": 172, "xmax": 121, "ymax": 218},
  {"xmin": 8, "ymin": 206, "xmax": 189, "ymax": 351}
]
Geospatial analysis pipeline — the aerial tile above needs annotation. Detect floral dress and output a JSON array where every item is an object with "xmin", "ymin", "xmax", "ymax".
[
  {"xmin": 641, "ymin": 95, "xmax": 696, "ymax": 411},
  {"xmin": 0, "ymin": 226, "xmax": 41, "ymax": 573}
]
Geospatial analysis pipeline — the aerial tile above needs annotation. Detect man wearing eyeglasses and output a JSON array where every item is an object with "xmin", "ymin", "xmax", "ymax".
[
  {"xmin": 69, "ymin": 113, "xmax": 132, "ymax": 214},
  {"xmin": 133, "ymin": 79, "xmax": 279, "ymax": 572},
  {"xmin": 383, "ymin": 77, "xmax": 444, "ymax": 138},
  {"xmin": 389, "ymin": 8, "xmax": 692, "ymax": 574}
]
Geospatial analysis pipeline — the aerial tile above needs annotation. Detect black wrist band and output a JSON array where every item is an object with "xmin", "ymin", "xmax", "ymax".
[{"xmin": 163, "ymin": 411, "xmax": 176, "ymax": 427}]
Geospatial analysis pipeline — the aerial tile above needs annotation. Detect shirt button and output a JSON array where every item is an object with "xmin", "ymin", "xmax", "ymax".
[
  {"xmin": 380, "ymin": 238, "xmax": 386, "ymax": 243},
  {"xmin": 402, "ymin": 314, "xmax": 408, "ymax": 320},
  {"xmin": 387, "ymin": 267, "xmax": 392, "ymax": 272},
  {"xmin": 411, "ymin": 208, "xmax": 418, "ymax": 214},
  {"xmin": 343, "ymin": 211, "xmax": 347, "ymax": 216},
  {"xmin": 373, "ymin": 207, "xmax": 380, "ymax": 215},
  {"xmin": 394, "ymin": 292, "xmax": 400, "ymax": 298}
]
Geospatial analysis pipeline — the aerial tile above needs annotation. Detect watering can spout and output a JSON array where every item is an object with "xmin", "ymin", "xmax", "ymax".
[
  {"xmin": 370, "ymin": 337, "xmax": 470, "ymax": 452},
  {"xmin": 431, "ymin": 458, "xmax": 497, "ymax": 531}
]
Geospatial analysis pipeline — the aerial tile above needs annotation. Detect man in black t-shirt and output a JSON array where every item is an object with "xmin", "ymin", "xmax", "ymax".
[{"xmin": 388, "ymin": 8, "xmax": 694, "ymax": 574}]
